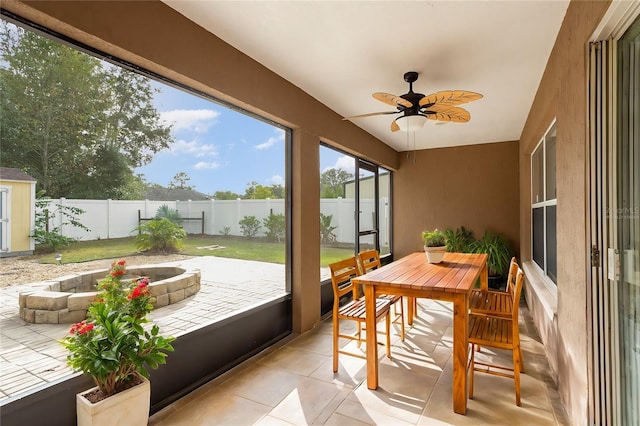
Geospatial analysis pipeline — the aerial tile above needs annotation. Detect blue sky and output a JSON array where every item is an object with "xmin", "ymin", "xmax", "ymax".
[{"xmin": 137, "ymin": 82, "xmax": 351, "ymax": 197}]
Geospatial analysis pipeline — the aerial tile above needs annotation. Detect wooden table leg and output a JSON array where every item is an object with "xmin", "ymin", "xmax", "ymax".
[
  {"xmin": 480, "ymin": 262, "xmax": 488, "ymax": 291},
  {"xmin": 407, "ymin": 297, "xmax": 415, "ymax": 325},
  {"xmin": 364, "ymin": 284, "xmax": 378, "ymax": 390},
  {"xmin": 452, "ymin": 292, "xmax": 469, "ymax": 414}
]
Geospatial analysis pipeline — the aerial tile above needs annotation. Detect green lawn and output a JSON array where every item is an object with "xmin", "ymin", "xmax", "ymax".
[{"xmin": 35, "ymin": 235, "xmax": 354, "ymax": 267}]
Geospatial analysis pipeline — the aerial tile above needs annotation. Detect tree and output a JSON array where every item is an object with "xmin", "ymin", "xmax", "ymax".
[
  {"xmin": 168, "ymin": 172, "xmax": 193, "ymax": 190},
  {"xmin": 0, "ymin": 23, "xmax": 106, "ymax": 197},
  {"xmin": 270, "ymin": 184, "xmax": 285, "ymax": 199},
  {"xmin": 320, "ymin": 168, "xmax": 353, "ymax": 198},
  {"xmin": 243, "ymin": 181, "xmax": 273, "ymax": 199},
  {"xmin": 0, "ymin": 22, "xmax": 173, "ymax": 199},
  {"xmin": 212, "ymin": 190, "xmax": 241, "ymax": 200}
]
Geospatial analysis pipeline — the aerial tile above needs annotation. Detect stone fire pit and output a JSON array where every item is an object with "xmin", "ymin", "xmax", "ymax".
[{"xmin": 18, "ymin": 265, "xmax": 201, "ymax": 324}]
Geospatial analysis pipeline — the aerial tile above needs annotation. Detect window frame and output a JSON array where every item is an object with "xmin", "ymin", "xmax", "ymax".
[{"xmin": 530, "ymin": 119, "xmax": 558, "ymax": 287}]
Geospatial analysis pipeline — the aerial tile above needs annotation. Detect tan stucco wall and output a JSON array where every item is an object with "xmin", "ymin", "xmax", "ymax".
[
  {"xmin": 0, "ymin": 180, "xmax": 34, "ymax": 252},
  {"xmin": 518, "ymin": 1, "xmax": 611, "ymax": 424},
  {"xmin": 393, "ymin": 141, "xmax": 520, "ymax": 258}
]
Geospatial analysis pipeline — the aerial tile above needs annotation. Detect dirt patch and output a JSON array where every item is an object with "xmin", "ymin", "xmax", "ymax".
[{"xmin": 0, "ymin": 254, "xmax": 194, "ymax": 289}]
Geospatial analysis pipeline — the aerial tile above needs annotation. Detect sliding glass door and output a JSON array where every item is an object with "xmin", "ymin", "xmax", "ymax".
[{"xmin": 617, "ymin": 16, "xmax": 639, "ymax": 425}]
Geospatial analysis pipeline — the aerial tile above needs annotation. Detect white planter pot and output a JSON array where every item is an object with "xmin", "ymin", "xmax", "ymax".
[
  {"xmin": 424, "ymin": 246, "xmax": 446, "ymax": 264},
  {"xmin": 76, "ymin": 375, "xmax": 150, "ymax": 426}
]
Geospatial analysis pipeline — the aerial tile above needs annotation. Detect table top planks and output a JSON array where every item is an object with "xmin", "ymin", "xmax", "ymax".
[{"xmin": 354, "ymin": 252, "xmax": 487, "ymax": 294}]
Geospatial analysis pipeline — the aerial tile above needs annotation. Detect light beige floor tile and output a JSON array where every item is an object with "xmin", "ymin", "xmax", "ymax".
[
  {"xmin": 215, "ymin": 363, "xmax": 306, "ymax": 407},
  {"xmin": 258, "ymin": 346, "xmax": 329, "ymax": 376},
  {"xmin": 268, "ymin": 376, "xmax": 346, "ymax": 424},
  {"xmin": 323, "ymin": 412, "xmax": 373, "ymax": 426},
  {"xmin": 335, "ymin": 398, "xmax": 417, "ymax": 426},
  {"xmin": 152, "ymin": 388, "xmax": 272, "ymax": 426},
  {"xmin": 309, "ymin": 355, "xmax": 366, "ymax": 388}
]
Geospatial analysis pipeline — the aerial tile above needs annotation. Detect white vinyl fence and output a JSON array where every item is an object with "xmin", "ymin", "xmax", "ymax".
[{"xmin": 41, "ymin": 197, "xmax": 390, "ymax": 246}]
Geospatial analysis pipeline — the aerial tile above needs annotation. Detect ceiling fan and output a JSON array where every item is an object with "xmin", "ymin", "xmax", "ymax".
[{"xmin": 343, "ymin": 71, "xmax": 483, "ymax": 132}]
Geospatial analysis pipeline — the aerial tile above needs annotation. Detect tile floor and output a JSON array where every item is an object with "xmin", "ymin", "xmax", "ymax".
[{"xmin": 149, "ymin": 299, "xmax": 568, "ymax": 426}]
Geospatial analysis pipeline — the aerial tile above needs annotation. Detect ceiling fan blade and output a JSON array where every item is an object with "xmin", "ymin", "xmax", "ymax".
[
  {"xmin": 342, "ymin": 110, "xmax": 400, "ymax": 120},
  {"xmin": 424, "ymin": 105, "xmax": 471, "ymax": 123},
  {"xmin": 390, "ymin": 119, "xmax": 400, "ymax": 132},
  {"xmin": 373, "ymin": 92, "xmax": 413, "ymax": 108},
  {"xmin": 419, "ymin": 90, "xmax": 483, "ymax": 108}
]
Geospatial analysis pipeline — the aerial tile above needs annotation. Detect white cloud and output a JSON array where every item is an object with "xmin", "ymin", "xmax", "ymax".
[
  {"xmin": 255, "ymin": 128, "xmax": 285, "ymax": 150},
  {"xmin": 170, "ymin": 139, "xmax": 218, "ymax": 158},
  {"xmin": 324, "ymin": 155, "xmax": 355, "ymax": 175},
  {"xmin": 161, "ymin": 109, "xmax": 220, "ymax": 133},
  {"xmin": 193, "ymin": 161, "xmax": 221, "ymax": 170},
  {"xmin": 271, "ymin": 175, "xmax": 284, "ymax": 185}
]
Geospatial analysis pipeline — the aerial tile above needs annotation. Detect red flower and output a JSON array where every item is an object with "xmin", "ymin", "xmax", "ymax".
[
  {"xmin": 127, "ymin": 279, "xmax": 150, "ymax": 299},
  {"xmin": 69, "ymin": 321, "xmax": 94, "ymax": 335},
  {"xmin": 117, "ymin": 260, "xmax": 126, "ymax": 266}
]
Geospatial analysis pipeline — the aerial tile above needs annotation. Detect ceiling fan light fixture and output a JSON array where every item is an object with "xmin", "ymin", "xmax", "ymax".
[{"xmin": 396, "ymin": 115, "xmax": 427, "ymax": 132}]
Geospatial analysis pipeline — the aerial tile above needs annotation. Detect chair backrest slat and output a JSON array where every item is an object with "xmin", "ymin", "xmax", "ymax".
[
  {"xmin": 511, "ymin": 267, "xmax": 525, "ymax": 339},
  {"xmin": 329, "ymin": 257, "xmax": 360, "ymax": 302},
  {"xmin": 505, "ymin": 257, "xmax": 519, "ymax": 295}
]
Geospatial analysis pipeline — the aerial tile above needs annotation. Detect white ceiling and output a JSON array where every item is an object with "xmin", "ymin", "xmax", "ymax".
[{"xmin": 163, "ymin": 1, "xmax": 569, "ymax": 152}]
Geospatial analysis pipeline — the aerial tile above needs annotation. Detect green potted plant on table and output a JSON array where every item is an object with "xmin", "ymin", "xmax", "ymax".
[
  {"xmin": 422, "ymin": 229, "xmax": 447, "ymax": 263},
  {"xmin": 61, "ymin": 260, "xmax": 175, "ymax": 426},
  {"xmin": 471, "ymin": 231, "xmax": 513, "ymax": 289}
]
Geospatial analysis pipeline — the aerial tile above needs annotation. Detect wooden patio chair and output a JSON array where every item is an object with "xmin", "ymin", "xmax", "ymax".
[
  {"xmin": 468, "ymin": 267, "xmax": 525, "ymax": 406},
  {"xmin": 329, "ymin": 256, "xmax": 391, "ymax": 372},
  {"xmin": 469, "ymin": 257, "xmax": 519, "ymax": 318},
  {"xmin": 357, "ymin": 249, "xmax": 405, "ymax": 341}
]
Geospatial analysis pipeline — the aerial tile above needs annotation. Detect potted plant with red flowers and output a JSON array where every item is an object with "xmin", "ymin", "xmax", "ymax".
[{"xmin": 61, "ymin": 260, "xmax": 175, "ymax": 426}]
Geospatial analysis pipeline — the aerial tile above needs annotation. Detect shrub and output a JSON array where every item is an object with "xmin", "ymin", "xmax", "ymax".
[
  {"xmin": 443, "ymin": 226, "xmax": 475, "ymax": 253},
  {"xmin": 154, "ymin": 204, "xmax": 182, "ymax": 225},
  {"xmin": 30, "ymin": 194, "xmax": 90, "ymax": 252},
  {"xmin": 320, "ymin": 213, "xmax": 337, "ymax": 244},
  {"xmin": 239, "ymin": 215, "xmax": 261, "ymax": 238},
  {"xmin": 135, "ymin": 218, "xmax": 186, "ymax": 253},
  {"xmin": 471, "ymin": 231, "xmax": 512, "ymax": 276},
  {"xmin": 263, "ymin": 213, "xmax": 285, "ymax": 242}
]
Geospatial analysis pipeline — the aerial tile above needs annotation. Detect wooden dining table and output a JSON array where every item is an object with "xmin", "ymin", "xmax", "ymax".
[{"xmin": 352, "ymin": 251, "xmax": 488, "ymax": 415}]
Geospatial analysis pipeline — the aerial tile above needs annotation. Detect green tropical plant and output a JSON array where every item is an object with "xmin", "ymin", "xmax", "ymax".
[
  {"xmin": 471, "ymin": 231, "xmax": 512, "ymax": 276},
  {"xmin": 135, "ymin": 218, "xmax": 186, "ymax": 253},
  {"xmin": 239, "ymin": 215, "xmax": 261, "ymax": 238},
  {"xmin": 320, "ymin": 213, "xmax": 338, "ymax": 244},
  {"xmin": 444, "ymin": 226, "xmax": 475, "ymax": 253},
  {"xmin": 263, "ymin": 213, "xmax": 286, "ymax": 242},
  {"xmin": 60, "ymin": 260, "xmax": 175, "ymax": 399},
  {"xmin": 422, "ymin": 229, "xmax": 446, "ymax": 247},
  {"xmin": 154, "ymin": 204, "xmax": 182, "ymax": 225}
]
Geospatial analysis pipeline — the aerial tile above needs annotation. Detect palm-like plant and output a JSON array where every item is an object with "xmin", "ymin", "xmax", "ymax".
[
  {"xmin": 471, "ymin": 231, "xmax": 512, "ymax": 277},
  {"xmin": 320, "ymin": 213, "xmax": 337, "ymax": 244},
  {"xmin": 443, "ymin": 226, "xmax": 475, "ymax": 253}
]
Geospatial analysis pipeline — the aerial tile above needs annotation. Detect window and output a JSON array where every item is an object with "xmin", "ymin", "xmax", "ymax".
[
  {"xmin": 319, "ymin": 144, "xmax": 392, "ymax": 280},
  {"xmin": 0, "ymin": 15, "xmax": 291, "ymax": 403},
  {"xmin": 531, "ymin": 121, "xmax": 557, "ymax": 283}
]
